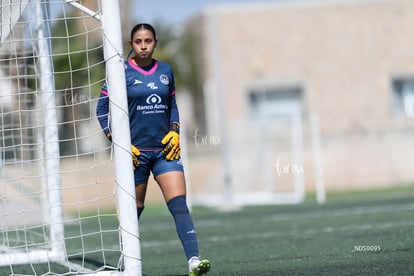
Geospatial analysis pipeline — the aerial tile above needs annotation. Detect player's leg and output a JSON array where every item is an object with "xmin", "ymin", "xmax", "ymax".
[
  {"xmin": 135, "ymin": 182, "xmax": 148, "ymax": 219},
  {"xmin": 134, "ymin": 151, "xmax": 151, "ymax": 220},
  {"xmin": 155, "ymin": 170, "xmax": 186, "ymax": 202},
  {"xmin": 156, "ymin": 171, "xmax": 196, "ymax": 258},
  {"xmin": 155, "ymin": 171, "xmax": 210, "ymax": 275}
]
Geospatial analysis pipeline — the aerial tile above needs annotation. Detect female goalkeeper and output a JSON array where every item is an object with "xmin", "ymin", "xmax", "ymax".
[{"xmin": 96, "ymin": 23, "xmax": 210, "ymax": 276}]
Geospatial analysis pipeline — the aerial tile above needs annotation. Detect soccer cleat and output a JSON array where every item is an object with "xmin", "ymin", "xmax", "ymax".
[{"xmin": 188, "ymin": 257, "xmax": 210, "ymax": 276}]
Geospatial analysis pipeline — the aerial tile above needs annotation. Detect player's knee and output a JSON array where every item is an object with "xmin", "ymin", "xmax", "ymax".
[{"xmin": 167, "ymin": 195, "xmax": 189, "ymax": 216}]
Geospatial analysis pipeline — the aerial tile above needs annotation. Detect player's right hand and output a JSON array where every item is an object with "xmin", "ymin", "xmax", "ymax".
[{"xmin": 131, "ymin": 145, "xmax": 141, "ymax": 169}]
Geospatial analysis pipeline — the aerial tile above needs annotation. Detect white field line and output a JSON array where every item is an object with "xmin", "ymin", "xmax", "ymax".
[
  {"xmin": 210, "ymin": 220, "xmax": 414, "ymax": 242},
  {"xmin": 140, "ymin": 220, "xmax": 414, "ymax": 249},
  {"xmin": 266, "ymin": 202, "xmax": 414, "ymax": 222},
  {"xmin": 140, "ymin": 202, "xmax": 414, "ymax": 248},
  {"xmin": 140, "ymin": 202, "xmax": 414, "ymax": 233}
]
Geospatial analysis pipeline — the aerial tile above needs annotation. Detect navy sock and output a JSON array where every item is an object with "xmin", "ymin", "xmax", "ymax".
[
  {"xmin": 137, "ymin": 206, "xmax": 144, "ymax": 220},
  {"xmin": 167, "ymin": 196, "xmax": 199, "ymax": 260}
]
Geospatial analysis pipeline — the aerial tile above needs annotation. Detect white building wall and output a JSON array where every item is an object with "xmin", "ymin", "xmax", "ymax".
[{"xmin": 193, "ymin": 0, "xmax": 414, "ymax": 193}]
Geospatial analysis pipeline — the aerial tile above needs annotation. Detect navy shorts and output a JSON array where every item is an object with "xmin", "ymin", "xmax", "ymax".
[{"xmin": 134, "ymin": 150, "xmax": 184, "ymax": 185}]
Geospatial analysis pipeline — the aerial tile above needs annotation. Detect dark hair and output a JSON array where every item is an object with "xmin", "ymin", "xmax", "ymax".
[{"xmin": 130, "ymin": 23, "xmax": 157, "ymax": 41}]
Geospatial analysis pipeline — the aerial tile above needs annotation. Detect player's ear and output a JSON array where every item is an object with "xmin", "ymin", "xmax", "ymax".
[
  {"xmin": 129, "ymin": 40, "xmax": 132, "ymax": 47},
  {"xmin": 154, "ymin": 39, "xmax": 158, "ymax": 48}
]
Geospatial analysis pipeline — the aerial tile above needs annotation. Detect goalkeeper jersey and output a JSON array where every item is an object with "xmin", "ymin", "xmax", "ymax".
[{"xmin": 96, "ymin": 58, "xmax": 179, "ymax": 150}]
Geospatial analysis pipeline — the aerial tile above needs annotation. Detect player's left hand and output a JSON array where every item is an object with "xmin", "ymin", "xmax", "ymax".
[{"xmin": 161, "ymin": 131, "xmax": 180, "ymax": 160}]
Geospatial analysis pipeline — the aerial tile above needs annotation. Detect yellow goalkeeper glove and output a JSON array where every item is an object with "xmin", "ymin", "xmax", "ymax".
[
  {"xmin": 161, "ymin": 123, "xmax": 180, "ymax": 160},
  {"xmin": 131, "ymin": 145, "xmax": 141, "ymax": 169}
]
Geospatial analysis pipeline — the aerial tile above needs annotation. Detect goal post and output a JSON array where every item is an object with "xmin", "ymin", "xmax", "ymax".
[
  {"xmin": 0, "ymin": 0, "xmax": 141, "ymax": 275},
  {"xmin": 35, "ymin": 0, "xmax": 66, "ymax": 265},
  {"xmin": 100, "ymin": 0, "xmax": 142, "ymax": 274},
  {"xmin": 191, "ymin": 112, "xmax": 307, "ymax": 207}
]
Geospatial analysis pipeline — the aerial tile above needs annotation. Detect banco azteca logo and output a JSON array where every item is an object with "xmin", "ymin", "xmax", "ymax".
[
  {"xmin": 146, "ymin": 94, "xmax": 162, "ymax": 105},
  {"xmin": 137, "ymin": 93, "xmax": 168, "ymax": 113}
]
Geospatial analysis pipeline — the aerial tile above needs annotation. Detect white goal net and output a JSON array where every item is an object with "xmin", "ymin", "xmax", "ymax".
[{"xmin": 0, "ymin": 0, "xmax": 140, "ymax": 275}]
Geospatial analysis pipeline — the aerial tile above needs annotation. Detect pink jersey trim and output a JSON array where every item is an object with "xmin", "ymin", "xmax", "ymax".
[
  {"xmin": 139, "ymin": 148, "xmax": 163, "ymax": 152},
  {"xmin": 100, "ymin": 89, "xmax": 108, "ymax": 96},
  {"xmin": 128, "ymin": 58, "xmax": 158, "ymax": 75},
  {"xmin": 169, "ymin": 90, "xmax": 176, "ymax": 96}
]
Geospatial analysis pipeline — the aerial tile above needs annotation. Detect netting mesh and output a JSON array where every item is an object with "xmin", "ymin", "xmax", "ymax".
[{"xmin": 0, "ymin": 1, "xmax": 122, "ymax": 274}]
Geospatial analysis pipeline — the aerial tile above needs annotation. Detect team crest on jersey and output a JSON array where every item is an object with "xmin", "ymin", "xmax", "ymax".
[{"xmin": 160, "ymin": 74, "xmax": 169, "ymax": 85}]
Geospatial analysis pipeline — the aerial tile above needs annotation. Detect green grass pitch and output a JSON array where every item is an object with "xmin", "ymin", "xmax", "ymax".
[
  {"xmin": 1, "ymin": 187, "xmax": 413, "ymax": 275},
  {"xmin": 140, "ymin": 187, "xmax": 414, "ymax": 275}
]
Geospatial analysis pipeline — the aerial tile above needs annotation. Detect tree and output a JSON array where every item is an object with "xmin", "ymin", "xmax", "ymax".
[
  {"xmin": 51, "ymin": 14, "xmax": 104, "ymax": 155},
  {"xmin": 151, "ymin": 21, "xmax": 206, "ymax": 133}
]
